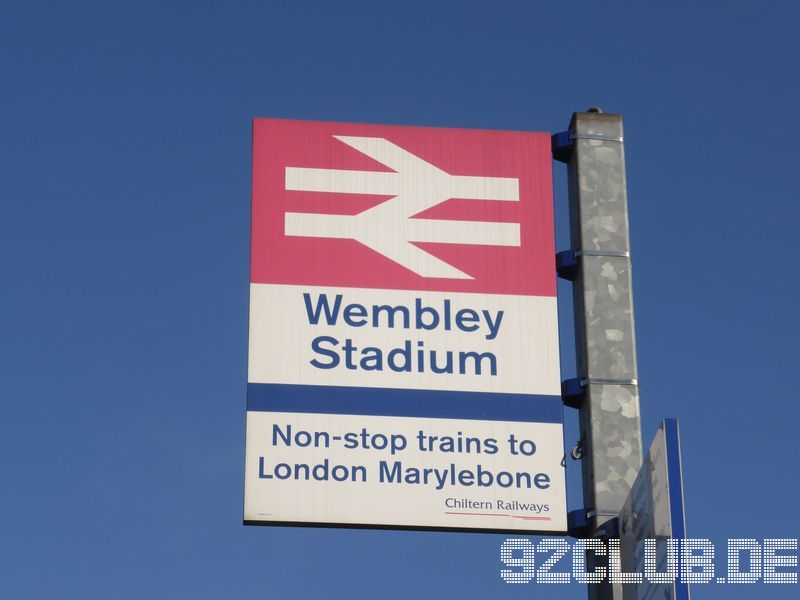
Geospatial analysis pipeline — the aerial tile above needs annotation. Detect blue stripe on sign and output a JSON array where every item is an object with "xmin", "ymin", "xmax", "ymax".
[
  {"xmin": 664, "ymin": 418, "xmax": 690, "ymax": 600},
  {"xmin": 247, "ymin": 383, "xmax": 563, "ymax": 423}
]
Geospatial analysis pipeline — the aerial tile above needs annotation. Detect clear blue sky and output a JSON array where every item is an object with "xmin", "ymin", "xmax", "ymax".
[{"xmin": 2, "ymin": 2, "xmax": 798, "ymax": 598}]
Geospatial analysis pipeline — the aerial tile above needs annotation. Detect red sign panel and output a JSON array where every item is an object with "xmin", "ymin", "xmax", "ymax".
[{"xmin": 251, "ymin": 118, "xmax": 555, "ymax": 296}]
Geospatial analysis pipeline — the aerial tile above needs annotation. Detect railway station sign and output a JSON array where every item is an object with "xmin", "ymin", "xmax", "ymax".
[{"xmin": 244, "ymin": 118, "xmax": 566, "ymax": 532}]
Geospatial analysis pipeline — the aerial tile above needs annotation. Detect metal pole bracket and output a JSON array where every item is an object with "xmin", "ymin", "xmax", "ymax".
[
  {"xmin": 568, "ymin": 510, "xmax": 621, "ymax": 539},
  {"xmin": 557, "ymin": 249, "xmax": 632, "ymax": 281},
  {"xmin": 562, "ymin": 377, "xmax": 639, "ymax": 409}
]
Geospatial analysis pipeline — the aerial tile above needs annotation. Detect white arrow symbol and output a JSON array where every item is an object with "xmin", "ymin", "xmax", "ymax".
[{"xmin": 284, "ymin": 135, "xmax": 520, "ymax": 279}]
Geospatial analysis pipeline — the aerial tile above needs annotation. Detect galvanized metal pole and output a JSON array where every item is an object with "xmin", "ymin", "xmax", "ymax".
[{"xmin": 555, "ymin": 110, "xmax": 643, "ymax": 600}]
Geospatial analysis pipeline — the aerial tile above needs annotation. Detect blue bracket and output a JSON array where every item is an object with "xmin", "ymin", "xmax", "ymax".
[
  {"xmin": 567, "ymin": 509, "xmax": 590, "ymax": 538},
  {"xmin": 568, "ymin": 509, "xmax": 621, "ymax": 539},
  {"xmin": 561, "ymin": 378, "xmax": 584, "ymax": 409},
  {"xmin": 556, "ymin": 250, "xmax": 578, "ymax": 280},
  {"xmin": 552, "ymin": 130, "xmax": 574, "ymax": 163}
]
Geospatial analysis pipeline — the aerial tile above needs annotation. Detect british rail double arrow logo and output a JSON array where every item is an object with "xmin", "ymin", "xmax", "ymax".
[{"xmin": 284, "ymin": 136, "xmax": 520, "ymax": 280}]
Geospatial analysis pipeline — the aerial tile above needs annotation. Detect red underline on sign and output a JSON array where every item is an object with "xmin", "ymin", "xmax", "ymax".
[
  {"xmin": 445, "ymin": 511, "xmax": 509, "ymax": 517},
  {"xmin": 444, "ymin": 511, "xmax": 552, "ymax": 521}
]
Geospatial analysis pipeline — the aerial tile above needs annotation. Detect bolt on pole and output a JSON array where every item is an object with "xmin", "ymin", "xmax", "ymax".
[{"xmin": 559, "ymin": 110, "xmax": 644, "ymax": 600}]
